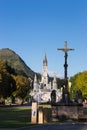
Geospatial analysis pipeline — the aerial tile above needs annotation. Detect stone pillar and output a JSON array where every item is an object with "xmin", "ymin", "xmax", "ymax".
[
  {"xmin": 43, "ymin": 108, "xmax": 48, "ymax": 123},
  {"xmin": 38, "ymin": 107, "xmax": 43, "ymax": 124},
  {"xmin": 31, "ymin": 102, "xmax": 38, "ymax": 124},
  {"xmin": 51, "ymin": 106, "xmax": 58, "ymax": 121}
]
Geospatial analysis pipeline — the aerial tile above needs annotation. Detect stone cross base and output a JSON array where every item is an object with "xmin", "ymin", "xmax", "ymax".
[{"xmin": 51, "ymin": 104, "xmax": 86, "ymax": 121}]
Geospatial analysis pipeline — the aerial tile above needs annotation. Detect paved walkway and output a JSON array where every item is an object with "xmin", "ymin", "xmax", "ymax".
[
  {"xmin": 0, "ymin": 123, "xmax": 87, "ymax": 130},
  {"xmin": 16, "ymin": 123, "xmax": 87, "ymax": 130}
]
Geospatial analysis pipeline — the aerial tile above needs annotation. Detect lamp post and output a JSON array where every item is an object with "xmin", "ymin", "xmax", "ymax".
[{"xmin": 57, "ymin": 41, "xmax": 74, "ymax": 102}]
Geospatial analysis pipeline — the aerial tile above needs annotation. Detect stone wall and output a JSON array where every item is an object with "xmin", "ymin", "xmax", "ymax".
[{"xmin": 51, "ymin": 104, "xmax": 87, "ymax": 121}]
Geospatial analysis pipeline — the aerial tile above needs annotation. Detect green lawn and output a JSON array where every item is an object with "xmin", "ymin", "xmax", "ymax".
[
  {"xmin": 0, "ymin": 106, "xmax": 32, "ymax": 128},
  {"xmin": 0, "ymin": 104, "xmax": 51, "ymax": 129},
  {"xmin": 0, "ymin": 105, "xmax": 87, "ymax": 129}
]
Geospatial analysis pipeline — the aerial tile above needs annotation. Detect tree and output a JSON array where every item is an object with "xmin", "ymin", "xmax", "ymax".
[
  {"xmin": 0, "ymin": 60, "xmax": 16, "ymax": 99},
  {"xmin": 70, "ymin": 71, "xmax": 87, "ymax": 99},
  {"xmin": 0, "ymin": 60, "xmax": 7, "ymax": 74},
  {"xmin": 13, "ymin": 75, "xmax": 30, "ymax": 104}
]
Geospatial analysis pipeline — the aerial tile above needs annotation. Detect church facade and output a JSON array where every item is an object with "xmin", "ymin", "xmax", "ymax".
[{"xmin": 30, "ymin": 53, "xmax": 62, "ymax": 103}]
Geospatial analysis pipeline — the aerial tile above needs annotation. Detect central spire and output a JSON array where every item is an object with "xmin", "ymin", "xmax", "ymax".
[
  {"xmin": 43, "ymin": 53, "xmax": 47, "ymax": 66},
  {"xmin": 42, "ymin": 53, "xmax": 48, "ymax": 87}
]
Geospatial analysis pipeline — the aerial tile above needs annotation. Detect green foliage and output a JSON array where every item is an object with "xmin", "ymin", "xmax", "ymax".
[
  {"xmin": 70, "ymin": 71, "xmax": 87, "ymax": 99},
  {"xmin": 13, "ymin": 75, "xmax": 30, "ymax": 102},
  {"xmin": 0, "ymin": 60, "xmax": 16, "ymax": 99},
  {"xmin": 0, "ymin": 48, "xmax": 35, "ymax": 78},
  {"xmin": 0, "ymin": 48, "xmax": 36, "ymax": 102},
  {"xmin": 0, "ymin": 59, "xmax": 7, "ymax": 74},
  {"xmin": 0, "ymin": 49, "xmax": 34, "ymax": 102}
]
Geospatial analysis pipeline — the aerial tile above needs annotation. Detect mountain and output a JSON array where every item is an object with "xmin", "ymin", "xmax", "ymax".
[{"xmin": 0, "ymin": 48, "xmax": 35, "ymax": 78}]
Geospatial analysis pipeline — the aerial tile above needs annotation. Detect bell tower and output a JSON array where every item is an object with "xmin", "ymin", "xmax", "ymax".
[{"xmin": 41, "ymin": 53, "xmax": 48, "ymax": 87}]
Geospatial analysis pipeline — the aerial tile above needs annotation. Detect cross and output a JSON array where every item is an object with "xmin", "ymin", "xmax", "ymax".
[
  {"xmin": 57, "ymin": 41, "xmax": 74, "ymax": 103},
  {"xmin": 57, "ymin": 41, "xmax": 74, "ymax": 80},
  {"xmin": 58, "ymin": 41, "xmax": 74, "ymax": 53}
]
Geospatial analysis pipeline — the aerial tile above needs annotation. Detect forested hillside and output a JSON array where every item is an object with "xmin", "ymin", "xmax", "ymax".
[{"xmin": 0, "ymin": 48, "xmax": 35, "ymax": 78}]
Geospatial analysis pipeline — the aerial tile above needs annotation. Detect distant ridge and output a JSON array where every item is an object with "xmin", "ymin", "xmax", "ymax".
[{"xmin": 0, "ymin": 48, "xmax": 35, "ymax": 78}]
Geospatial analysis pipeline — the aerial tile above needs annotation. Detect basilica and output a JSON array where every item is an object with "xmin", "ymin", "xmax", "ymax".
[{"xmin": 30, "ymin": 53, "xmax": 62, "ymax": 103}]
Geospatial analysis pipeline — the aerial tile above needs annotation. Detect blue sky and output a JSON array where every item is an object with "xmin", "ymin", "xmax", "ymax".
[{"xmin": 0, "ymin": 0, "xmax": 87, "ymax": 78}]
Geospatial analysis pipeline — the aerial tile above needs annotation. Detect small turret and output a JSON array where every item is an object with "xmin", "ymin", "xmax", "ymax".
[
  {"xmin": 53, "ymin": 74, "xmax": 57, "ymax": 90},
  {"xmin": 33, "ymin": 74, "xmax": 38, "ymax": 91}
]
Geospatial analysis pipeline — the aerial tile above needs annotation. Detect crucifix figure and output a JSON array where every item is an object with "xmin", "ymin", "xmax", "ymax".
[{"xmin": 57, "ymin": 41, "xmax": 74, "ymax": 103}]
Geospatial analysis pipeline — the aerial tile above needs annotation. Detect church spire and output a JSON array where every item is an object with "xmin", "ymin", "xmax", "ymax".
[
  {"xmin": 43, "ymin": 53, "xmax": 47, "ymax": 66},
  {"xmin": 42, "ymin": 53, "xmax": 48, "ymax": 87}
]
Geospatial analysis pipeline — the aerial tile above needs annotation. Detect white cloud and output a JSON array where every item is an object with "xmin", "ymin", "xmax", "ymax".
[
  {"xmin": 38, "ymin": 70, "xmax": 63, "ymax": 79},
  {"xmin": 48, "ymin": 71, "xmax": 63, "ymax": 79}
]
